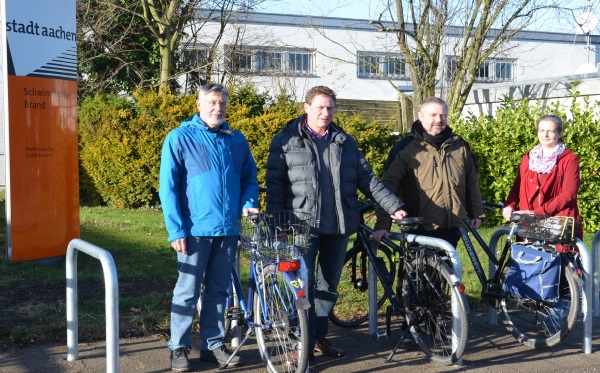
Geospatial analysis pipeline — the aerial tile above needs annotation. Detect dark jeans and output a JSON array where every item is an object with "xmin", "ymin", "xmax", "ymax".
[
  {"xmin": 412, "ymin": 226, "xmax": 461, "ymax": 248},
  {"xmin": 302, "ymin": 234, "xmax": 349, "ymax": 348}
]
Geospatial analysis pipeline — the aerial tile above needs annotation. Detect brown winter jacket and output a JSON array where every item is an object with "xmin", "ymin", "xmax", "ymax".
[{"xmin": 374, "ymin": 122, "xmax": 484, "ymax": 232}]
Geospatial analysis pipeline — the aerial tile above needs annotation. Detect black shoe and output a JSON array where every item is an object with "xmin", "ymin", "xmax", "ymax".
[
  {"xmin": 200, "ymin": 345, "xmax": 243, "ymax": 367},
  {"xmin": 314, "ymin": 337, "xmax": 345, "ymax": 357},
  {"xmin": 170, "ymin": 347, "xmax": 190, "ymax": 372},
  {"xmin": 284, "ymin": 348, "xmax": 315, "ymax": 366}
]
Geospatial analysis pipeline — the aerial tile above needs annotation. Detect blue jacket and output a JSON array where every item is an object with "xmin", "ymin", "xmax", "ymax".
[{"xmin": 159, "ymin": 114, "xmax": 258, "ymax": 241}]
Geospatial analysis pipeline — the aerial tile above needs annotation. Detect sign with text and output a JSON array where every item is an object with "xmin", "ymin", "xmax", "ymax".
[{"xmin": 2, "ymin": 0, "xmax": 79, "ymax": 261}]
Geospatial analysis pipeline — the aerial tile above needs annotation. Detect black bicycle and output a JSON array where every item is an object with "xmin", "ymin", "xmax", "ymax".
[
  {"xmin": 459, "ymin": 202, "xmax": 582, "ymax": 348},
  {"xmin": 329, "ymin": 199, "xmax": 469, "ymax": 365}
]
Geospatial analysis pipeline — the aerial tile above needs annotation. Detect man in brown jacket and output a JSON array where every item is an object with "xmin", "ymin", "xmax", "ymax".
[{"xmin": 373, "ymin": 97, "xmax": 484, "ymax": 247}]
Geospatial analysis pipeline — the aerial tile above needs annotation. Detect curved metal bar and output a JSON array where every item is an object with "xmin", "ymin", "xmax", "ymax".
[
  {"xmin": 392, "ymin": 232, "xmax": 466, "ymax": 365},
  {"xmin": 66, "ymin": 238, "xmax": 119, "ymax": 373},
  {"xmin": 576, "ymin": 239, "xmax": 592, "ymax": 354}
]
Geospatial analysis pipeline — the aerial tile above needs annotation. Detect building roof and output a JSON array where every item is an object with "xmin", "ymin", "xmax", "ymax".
[{"xmin": 196, "ymin": 8, "xmax": 599, "ymax": 45}]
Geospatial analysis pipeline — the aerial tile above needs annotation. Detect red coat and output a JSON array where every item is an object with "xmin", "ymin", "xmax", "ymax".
[{"xmin": 505, "ymin": 148, "xmax": 582, "ymax": 237}]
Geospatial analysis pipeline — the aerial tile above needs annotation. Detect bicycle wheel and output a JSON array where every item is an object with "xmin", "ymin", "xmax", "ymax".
[
  {"xmin": 329, "ymin": 242, "xmax": 395, "ymax": 328},
  {"xmin": 499, "ymin": 259, "xmax": 580, "ymax": 348},
  {"xmin": 254, "ymin": 264, "xmax": 309, "ymax": 373},
  {"xmin": 402, "ymin": 253, "xmax": 468, "ymax": 366}
]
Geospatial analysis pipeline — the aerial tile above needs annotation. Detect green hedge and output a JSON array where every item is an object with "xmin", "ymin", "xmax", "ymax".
[
  {"xmin": 79, "ymin": 89, "xmax": 196, "ymax": 208},
  {"xmin": 79, "ymin": 86, "xmax": 598, "ymax": 233},
  {"xmin": 78, "ymin": 87, "xmax": 396, "ymax": 209}
]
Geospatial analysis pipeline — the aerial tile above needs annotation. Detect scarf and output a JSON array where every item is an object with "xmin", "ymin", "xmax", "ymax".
[
  {"xmin": 528, "ymin": 141, "xmax": 565, "ymax": 174},
  {"xmin": 413, "ymin": 121, "xmax": 452, "ymax": 149}
]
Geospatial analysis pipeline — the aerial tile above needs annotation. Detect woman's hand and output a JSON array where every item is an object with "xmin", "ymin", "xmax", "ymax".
[{"xmin": 501, "ymin": 206, "xmax": 514, "ymax": 221}]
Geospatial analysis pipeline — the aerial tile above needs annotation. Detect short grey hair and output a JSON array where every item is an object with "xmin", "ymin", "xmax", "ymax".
[
  {"xmin": 418, "ymin": 97, "xmax": 448, "ymax": 113},
  {"xmin": 198, "ymin": 83, "xmax": 230, "ymax": 101}
]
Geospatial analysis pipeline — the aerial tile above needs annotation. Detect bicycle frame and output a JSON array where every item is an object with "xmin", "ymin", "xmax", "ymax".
[{"xmin": 459, "ymin": 220, "xmax": 508, "ymax": 298}]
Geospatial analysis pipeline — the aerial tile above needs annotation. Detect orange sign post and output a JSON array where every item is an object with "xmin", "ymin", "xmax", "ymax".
[{"xmin": 2, "ymin": 0, "xmax": 79, "ymax": 261}]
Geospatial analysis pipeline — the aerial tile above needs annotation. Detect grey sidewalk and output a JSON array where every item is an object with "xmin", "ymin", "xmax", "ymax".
[{"xmin": 2, "ymin": 312, "xmax": 600, "ymax": 372}]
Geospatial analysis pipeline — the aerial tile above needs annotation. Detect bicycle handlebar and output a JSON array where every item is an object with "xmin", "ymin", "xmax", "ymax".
[{"xmin": 483, "ymin": 200, "xmax": 504, "ymax": 210}]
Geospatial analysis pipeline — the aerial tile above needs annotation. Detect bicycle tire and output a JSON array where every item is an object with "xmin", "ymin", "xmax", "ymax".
[
  {"xmin": 402, "ymin": 253, "xmax": 469, "ymax": 366},
  {"xmin": 254, "ymin": 264, "xmax": 309, "ymax": 373},
  {"xmin": 329, "ymin": 242, "xmax": 395, "ymax": 328},
  {"xmin": 499, "ymin": 258, "xmax": 580, "ymax": 348}
]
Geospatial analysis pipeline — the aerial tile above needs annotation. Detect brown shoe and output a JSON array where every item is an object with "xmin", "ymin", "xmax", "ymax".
[
  {"xmin": 314, "ymin": 337, "xmax": 345, "ymax": 357},
  {"xmin": 284, "ymin": 349, "xmax": 315, "ymax": 366}
]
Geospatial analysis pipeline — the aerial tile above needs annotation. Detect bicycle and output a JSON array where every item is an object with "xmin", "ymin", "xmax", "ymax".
[
  {"xmin": 220, "ymin": 210, "xmax": 313, "ymax": 372},
  {"xmin": 329, "ymin": 199, "xmax": 469, "ymax": 366},
  {"xmin": 459, "ymin": 202, "xmax": 582, "ymax": 348}
]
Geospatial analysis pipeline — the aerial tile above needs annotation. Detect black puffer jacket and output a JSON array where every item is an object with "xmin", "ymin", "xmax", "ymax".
[{"xmin": 266, "ymin": 115, "xmax": 404, "ymax": 235}]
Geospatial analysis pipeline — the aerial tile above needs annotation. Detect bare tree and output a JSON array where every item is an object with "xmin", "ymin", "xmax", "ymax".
[
  {"xmin": 77, "ymin": 0, "xmax": 260, "ymax": 94},
  {"xmin": 370, "ymin": 0, "xmax": 583, "ymax": 118}
]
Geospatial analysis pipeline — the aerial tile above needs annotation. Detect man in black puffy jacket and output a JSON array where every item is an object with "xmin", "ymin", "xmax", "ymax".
[{"xmin": 266, "ymin": 85, "xmax": 406, "ymax": 361}]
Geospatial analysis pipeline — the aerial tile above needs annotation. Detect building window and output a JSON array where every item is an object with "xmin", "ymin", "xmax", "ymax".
[
  {"xmin": 289, "ymin": 51, "xmax": 313, "ymax": 74},
  {"xmin": 227, "ymin": 47, "xmax": 315, "ymax": 76},
  {"xmin": 447, "ymin": 56, "xmax": 516, "ymax": 82},
  {"xmin": 182, "ymin": 48, "xmax": 212, "ymax": 76},
  {"xmin": 357, "ymin": 51, "xmax": 409, "ymax": 79}
]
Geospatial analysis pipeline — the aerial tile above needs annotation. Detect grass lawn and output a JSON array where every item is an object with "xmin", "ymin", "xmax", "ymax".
[{"xmin": 0, "ymin": 202, "xmax": 177, "ymax": 348}]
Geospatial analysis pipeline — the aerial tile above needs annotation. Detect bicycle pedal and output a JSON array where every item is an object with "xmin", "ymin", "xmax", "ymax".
[
  {"xmin": 227, "ymin": 306, "xmax": 243, "ymax": 320},
  {"xmin": 373, "ymin": 330, "xmax": 388, "ymax": 341}
]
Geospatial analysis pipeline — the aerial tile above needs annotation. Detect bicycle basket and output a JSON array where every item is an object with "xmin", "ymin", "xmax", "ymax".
[
  {"xmin": 239, "ymin": 211, "xmax": 314, "ymax": 262},
  {"xmin": 515, "ymin": 214, "xmax": 574, "ymax": 244}
]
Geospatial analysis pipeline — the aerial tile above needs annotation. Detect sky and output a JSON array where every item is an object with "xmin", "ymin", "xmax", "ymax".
[{"xmin": 255, "ymin": 0, "xmax": 600, "ymax": 35}]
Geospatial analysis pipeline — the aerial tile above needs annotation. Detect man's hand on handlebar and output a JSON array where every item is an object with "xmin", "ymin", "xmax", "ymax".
[
  {"xmin": 470, "ymin": 218, "xmax": 482, "ymax": 229},
  {"xmin": 243, "ymin": 207, "xmax": 259, "ymax": 217},
  {"xmin": 373, "ymin": 229, "xmax": 389, "ymax": 243}
]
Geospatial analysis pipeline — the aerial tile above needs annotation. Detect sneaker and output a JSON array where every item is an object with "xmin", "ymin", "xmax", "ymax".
[
  {"xmin": 200, "ymin": 345, "xmax": 243, "ymax": 367},
  {"xmin": 170, "ymin": 347, "xmax": 190, "ymax": 372}
]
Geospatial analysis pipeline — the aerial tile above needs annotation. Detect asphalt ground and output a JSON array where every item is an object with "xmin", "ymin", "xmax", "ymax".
[{"xmin": 2, "ymin": 311, "xmax": 600, "ymax": 372}]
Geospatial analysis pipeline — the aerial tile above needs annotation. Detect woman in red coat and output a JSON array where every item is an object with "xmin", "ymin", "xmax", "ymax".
[{"xmin": 501, "ymin": 114, "xmax": 582, "ymax": 239}]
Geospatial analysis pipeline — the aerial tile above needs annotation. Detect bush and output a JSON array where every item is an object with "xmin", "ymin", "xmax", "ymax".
[
  {"xmin": 334, "ymin": 112, "xmax": 400, "ymax": 177},
  {"xmin": 79, "ymin": 84, "xmax": 599, "ymax": 234},
  {"xmin": 79, "ymin": 89, "xmax": 196, "ymax": 208}
]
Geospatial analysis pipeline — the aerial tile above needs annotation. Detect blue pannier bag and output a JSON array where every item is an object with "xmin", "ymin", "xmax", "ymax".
[{"xmin": 503, "ymin": 244, "xmax": 561, "ymax": 301}]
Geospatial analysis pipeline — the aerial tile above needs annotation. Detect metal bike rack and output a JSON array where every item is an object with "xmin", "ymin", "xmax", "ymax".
[
  {"xmin": 488, "ymin": 230, "xmax": 592, "ymax": 354},
  {"xmin": 578, "ymin": 239, "xmax": 593, "ymax": 354},
  {"xmin": 66, "ymin": 238, "xmax": 119, "ymax": 373},
  {"xmin": 592, "ymin": 231, "xmax": 600, "ymax": 317},
  {"xmin": 371, "ymin": 234, "xmax": 465, "ymax": 365},
  {"xmin": 230, "ymin": 248, "xmax": 242, "ymax": 347}
]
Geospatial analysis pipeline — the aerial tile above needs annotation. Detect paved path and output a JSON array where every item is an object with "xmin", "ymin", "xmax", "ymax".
[{"xmin": 2, "ymin": 312, "xmax": 600, "ymax": 372}]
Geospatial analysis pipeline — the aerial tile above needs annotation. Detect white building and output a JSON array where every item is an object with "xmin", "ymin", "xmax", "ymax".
[{"xmin": 180, "ymin": 10, "xmax": 600, "ymax": 106}]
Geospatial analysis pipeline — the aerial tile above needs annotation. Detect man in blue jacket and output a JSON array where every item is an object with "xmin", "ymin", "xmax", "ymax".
[{"xmin": 159, "ymin": 84, "xmax": 259, "ymax": 372}]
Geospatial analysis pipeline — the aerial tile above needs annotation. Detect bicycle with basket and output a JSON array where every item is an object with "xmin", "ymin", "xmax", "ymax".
[
  {"xmin": 459, "ymin": 203, "xmax": 583, "ymax": 348},
  {"xmin": 222, "ymin": 210, "xmax": 313, "ymax": 372}
]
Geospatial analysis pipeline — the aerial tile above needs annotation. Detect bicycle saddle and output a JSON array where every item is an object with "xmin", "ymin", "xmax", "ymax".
[{"xmin": 393, "ymin": 217, "xmax": 424, "ymax": 226}]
